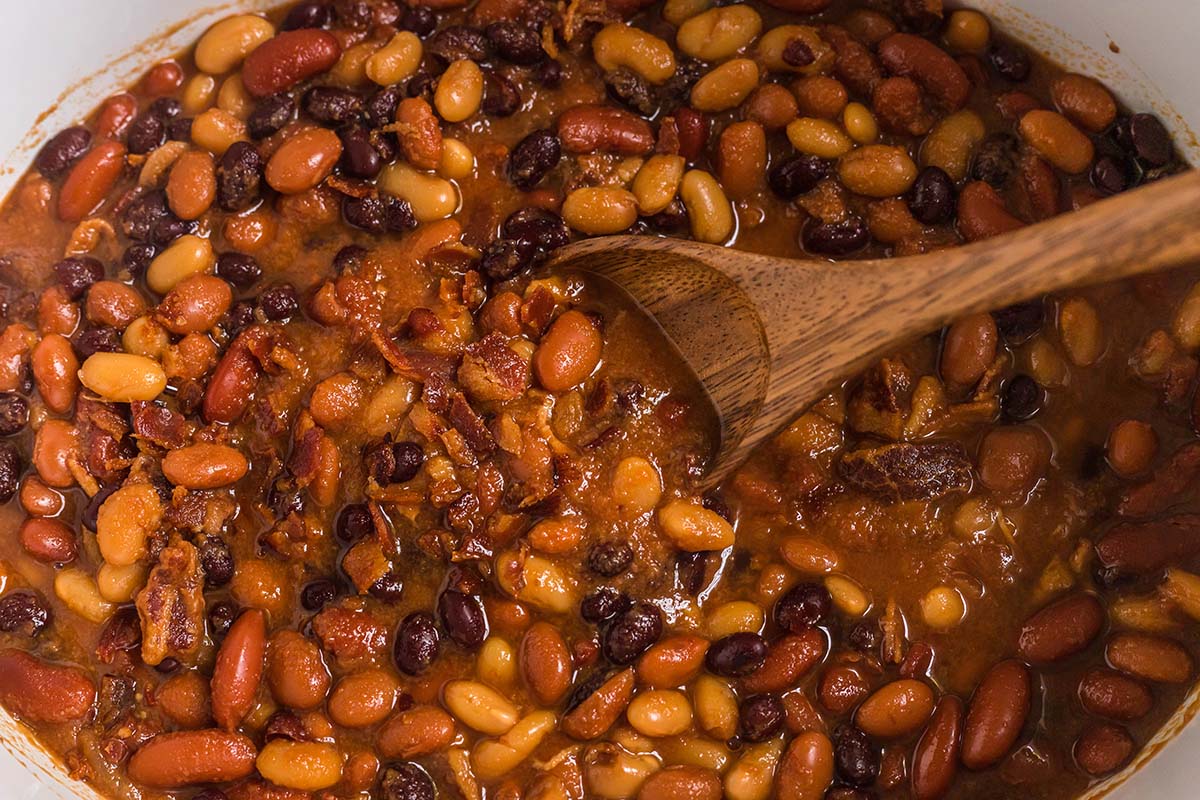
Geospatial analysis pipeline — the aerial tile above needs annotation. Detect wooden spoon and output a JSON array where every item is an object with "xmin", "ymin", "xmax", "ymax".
[{"xmin": 550, "ymin": 169, "xmax": 1200, "ymax": 484}]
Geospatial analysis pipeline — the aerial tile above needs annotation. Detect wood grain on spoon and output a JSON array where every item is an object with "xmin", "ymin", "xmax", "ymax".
[{"xmin": 551, "ymin": 169, "xmax": 1200, "ymax": 483}]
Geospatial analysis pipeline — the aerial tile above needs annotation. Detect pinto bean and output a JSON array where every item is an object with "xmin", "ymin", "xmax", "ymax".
[
  {"xmin": 0, "ymin": 649, "xmax": 94, "ymax": 723},
  {"xmin": 377, "ymin": 704, "xmax": 456, "ymax": 758},
  {"xmin": 976, "ymin": 425, "xmax": 1052, "ymax": 498},
  {"xmin": 156, "ymin": 275, "xmax": 233, "ymax": 334},
  {"xmin": 776, "ymin": 731, "xmax": 834, "ymax": 800},
  {"xmin": 211, "ymin": 608, "xmax": 266, "ymax": 729},
  {"xmin": 162, "ymin": 443, "xmax": 249, "ymax": 489},
  {"xmin": 961, "ymin": 659, "xmax": 1031, "ymax": 770},
  {"xmin": 1017, "ymin": 592, "xmax": 1104, "ymax": 664},
  {"xmin": 940, "ymin": 312, "xmax": 997, "ymax": 387},
  {"xmin": 19, "ymin": 517, "xmax": 77, "ymax": 563},
  {"xmin": 31, "ymin": 334, "xmax": 79, "ymax": 414},
  {"xmin": 533, "ymin": 310, "xmax": 602, "ymax": 391},
  {"xmin": 128, "ymin": 729, "xmax": 257, "ymax": 788},
  {"xmin": 957, "ymin": 181, "xmax": 1024, "ymax": 241},
  {"xmin": 328, "ymin": 669, "xmax": 399, "ymax": 728},
  {"xmin": 638, "ymin": 634, "xmax": 709, "ymax": 689}
]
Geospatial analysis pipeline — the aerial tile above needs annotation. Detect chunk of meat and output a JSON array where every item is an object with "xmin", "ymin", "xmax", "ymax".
[
  {"xmin": 458, "ymin": 333, "xmax": 531, "ymax": 404},
  {"xmin": 136, "ymin": 538, "xmax": 206, "ymax": 667},
  {"xmin": 1118, "ymin": 442, "xmax": 1200, "ymax": 518},
  {"xmin": 839, "ymin": 441, "xmax": 972, "ymax": 502},
  {"xmin": 312, "ymin": 603, "xmax": 389, "ymax": 665}
]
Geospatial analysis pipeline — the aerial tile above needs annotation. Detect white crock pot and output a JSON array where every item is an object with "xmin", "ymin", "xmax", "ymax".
[{"xmin": 1, "ymin": 1, "xmax": 1198, "ymax": 798}]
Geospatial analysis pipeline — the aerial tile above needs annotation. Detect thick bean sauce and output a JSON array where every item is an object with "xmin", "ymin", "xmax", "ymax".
[{"xmin": 0, "ymin": 1, "xmax": 1193, "ymax": 799}]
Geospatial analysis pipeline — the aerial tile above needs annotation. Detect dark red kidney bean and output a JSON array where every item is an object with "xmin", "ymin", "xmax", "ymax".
[
  {"xmin": 908, "ymin": 166, "xmax": 956, "ymax": 224},
  {"xmin": 705, "ymin": 632, "xmax": 768, "ymax": 677},
  {"xmin": 675, "ymin": 107, "xmax": 708, "ymax": 162},
  {"xmin": 739, "ymin": 693, "xmax": 786, "ymax": 742},
  {"xmin": 993, "ymin": 300, "xmax": 1044, "ymax": 344},
  {"xmin": 988, "ymin": 40, "xmax": 1031, "ymax": 82},
  {"xmin": 1000, "ymin": 374, "xmax": 1043, "ymax": 421},
  {"xmin": 343, "ymin": 194, "xmax": 417, "ymax": 235},
  {"xmin": 0, "ymin": 393, "xmax": 29, "ymax": 435},
  {"xmin": 507, "ymin": 129, "xmax": 561, "ymax": 190},
  {"xmin": 216, "ymin": 252, "xmax": 262, "ymax": 290},
  {"xmin": 1016, "ymin": 592, "xmax": 1104, "ymax": 664},
  {"xmin": 912, "ymin": 696, "xmax": 964, "ymax": 800},
  {"xmin": 394, "ymin": 611, "xmax": 441, "ymax": 675},
  {"xmin": 202, "ymin": 327, "xmax": 265, "ymax": 423},
  {"xmin": 241, "ymin": 29, "xmax": 342, "ymax": 97},
  {"xmin": 35, "ymin": 127, "xmax": 92, "ymax": 178},
  {"xmin": 774, "ymin": 582, "xmax": 832, "ymax": 633},
  {"xmin": 437, "ymin": 590, "xmax": 488, "ymax": 650},
  {"xmin": 1117, "ymin": 113, "xmax": 1173, "ymax": 167},
  {"xmin": 1091, "ymin": 155, "xmax": 1132, "ymax": 196},
  {"xmin": 1077, "ymin": 668, "xmax": 1153, "ymax": 721},
  {"xmin": 258, "ymin": 284, "xmax": 299, "ymax": 321},
  {"xmin": 768, "ymin": 155, "xmax": 830, "ymax": 200},
  {"xmin": 339, "ymin": 126, "xmax": 382, "ymax": 180},
  {"xmin": 1106, "ymin": 632, "xmax": 1194, "ymax": 684},
  {"xmin": 580, "ymin": 587, "xmax": 630, "ymax": 624},
  {"xmin": 0, "ymin": 592, "xmax": 51, "ymax": 636},
  {"xmin": 0, "ymin": 649, "xmax": 95, "ymax": 723},
  {"xmin": 1095, "ymin": 515, "xmax": 1200, "ymax": 576},
  {"xmin": 303, "ymin": 86, "xmax": 363, "ymax": 125},
  {"xmin": 19, "ymin": 518, "xmax": 77, "ymax": 564},
  {"xmin": 0, "ymin": 443, "xmax": 20, "ymax": 503},
  {"xmin": 1074, "ymin": 723, "xmax": 1135, "ymax": 776},
  {"xmin": 962, "ymin": 659, "xmax": 1032, "ymax": 770},
  {"xmin": 802, "ymin": 217, "xmax": 870, "ymax": 257},
  {"xmin": 217, "ymin": 142, "xmax": 264, "ymax": 213},
  {"xmin": 126, "ymin": 113, "xmax": 166, "ymax": 155},
  {"xmin": 832, "ymin": 724, "xmax": 879, "ymax": 788},
  {"xmin": 603, "ymin": 601, "xmax": 663, "ymax": 666},
  {"xmin": 482, "ymin": 69, "xmax": 523, "ymax": 117}
]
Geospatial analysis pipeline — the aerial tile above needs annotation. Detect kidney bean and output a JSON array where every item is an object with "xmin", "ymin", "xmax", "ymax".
[
  {"xmin": 1073, "ymin": 723, "xmax": 1134, "ymax": 777},
  {"xmin": 438, "ymin": 589, "xmax": 488, "ymax": 649},
  {"xmin": 35, "ymin": 126, "xmax": 92, "ymax": 178},
  {"xmin": 58, "ymin": 140, "xmax": 127, "ymax": 222},
  {"xmin": 777, "ymin": 731, "xmax": 834, "ymax": 800},
  {"xmin": 1106, "ymin": 632, "xmax": 1194, "ymax": 684},
  {"xmin": 911, "ymin": 696, "xmax": 963, "ymax": 800},
  {"xmin": 1119, "ymin": 113, "xmax": 1173, "ymax": 167},
  {"xmin": 128, "ymin": 729, "xmax": 257, "ymax": 788},
  {"xmin": 741, "ymin": 629, "xmax": 825, "ymax": 694},
  {"xmin": 878, "ymin": 33, "xmax": 969, "ymax": 110},
  {"xmin": 242, "ymin": 29, "xmax": 341, "ymax": 97},
  {"xmin": 855, "ymin": 678, "xmax": 935, "ymax": 738},
  {"xmin": 265, "ymin": 127, "xmax": 342, "ymax": 194},
  {"xmin": 558, "ymin": 105, "xmax": 655, "ymax": 155},
  {"xmin": 18, "ymin": 517, "xmax": 77, "ymax": 564},
  {"xmin": 976, "ymin": 425, "xmax": 1052, "ymax": 498},
  {"xmin": 377, "ymin": 704, "xmax": 456, "ymax": 758},
  {"xmin": 1017, "ymin": 592, "xmax": 1104, "ymax": 664},
  {"xmin": 31, "ymin": 333, "xmax": 79, "ymax": 414},
  {"xmin": 127, "ymin": 113, "xmax": 166, "ymax": 156},
  {"xmin": 1078, "ymin": 668, "xmax": 1152, "ymax": 721},
  {"xmin": 211, "ymin": 608, "xmax": 266, "ymax": 730},
  {"xmin": 957, "ymin": 181, "xmax": 1024, "ymax": 241},
  {"xmin": 0, "ymin": 592, "xmax": 51, "ymax": 636},
  {"xmin": 166, "ymin": 150, "xmax": 217, "ymax": 220},
  {"xmin": 562, "ymin": 667, "xmax": 635, "ymax": 740},
  {"xmin": 394, "ymin": 611, "xmax": 441, "ymax": 675},
  {"xmin": 0, "ymin": 649, "xmax": 94, "ymax": 723},
  {"xmin": 203, "ymin": 326, "xmax": 265, "ymax": 423},
  {"xmin": 95, "ymin": 93, "xmax": 138, "ymax": 140},
  {"xmin": 768, "ymin": 155, "xmax": 829, "ymax": 200},
  {"xmin": 520, "ymin": 622, "xmax": 573, "ymax": 704},
  {"xmin": 962, "ymin": 659, "xmax": 1031, "ymax": 769}
]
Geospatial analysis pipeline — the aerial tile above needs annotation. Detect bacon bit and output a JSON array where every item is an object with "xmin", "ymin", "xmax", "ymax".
[
  {"xmin": 136, "ymin": 538, "xmax": 205, "ymax": 667},
  {"xmin": 449, "ymin": 394, "xmax": 496, "ymax": 454},
  {"xmin": 880, "ymin": 599, "xmax": 906, "ymax": 665},
  {"xmin": 656, "ymin": 116, "xmax": 681, "ymax": 156},
  {"xmin": 847, "ymin": 358, "xmax": 913, "ymax": 440},
  {"xmin": 131, "ymin": 401, "xmax": 189, "ymax": 449},
  {"xmin": 372, "ymin": 330, "xmax": 458, "ymax": 383},
  {"xmin": 342, "ymin": 538, "xmax": 392, "ymax": 594},
  {"xmin": 289, "ymin": 413, "xmax": 324, "ymax": 487},
  {"xmin": 165, "ymin": 491, "xmax": 236, "ymax": 536},
  {"xmin": 458, "ymin": 333, "xmax": 531, "ymax": 404},
  {"xmin": 325, "ymin": 173, "xmax": 374, "ymax": 199},
  {"xmin": 521, "ymin": 287, "xmax": 557, "ymax": 334},
  {"xmin": 96, "ymin": 608, "xmax": 142, "ymax": 665},
  {"xmin": 65, "ymin": 217, "xmax": 117, "ymax": 256},
  {"xmin": 312, "ymin": 603, "xmax": 390, "ymax": 665},
  {"xmin": 76, "ymin": 398, "xmax": 132, "ymax": 483},
  {"xmin": 462, "ymin": 270, "xmax": 486, "ymax": 312}
]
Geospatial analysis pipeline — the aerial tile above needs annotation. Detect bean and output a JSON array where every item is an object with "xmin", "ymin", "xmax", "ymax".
[
  {"xmin": 911, "ymin": 696, "xmax": 963, "ymax": 800},
  {"xmin": 195, "ymin": 14, "xmax": 275, "ymax": 75},
  {"xmin": 637, "ymin": 634, "xmax": 708, "ymax": 688},
  {"xmin": 368, "ymin": 31, "xmax": 423, "ymax": 85},
  {"xmin": 166, "ymin": 150, "xmax": 217, "ymax": 220},
  {"xmin": 838, "ymin": 145, "xmax": 918, "ymax": 198},
  {"xmin": 690, "ymin": 59, "xmax": 759, "ymax": 112},
  {"xmin": 378, "ymin": 704, "xmax": 456, "ymax": 758},
  {"xmin": 147, "ymin": 234, "xmax": 215, "ymax": 294},
  {"xmin": 1058, "ymin": 296, "xmax": 1104, "ymax": 365},
  {"xmin": 758, "ymin": 26, "xmax": 834, "ymax": 75},
  {"xmin": 961, "ymin": 659, "xmax": 1031, "ymax": 769},
  {"xmin": 976, "ymin": 425, "xmax": 1051, "ymax": 498},
  {"xmin": 627, "ymin": 689, "xmax": 693, "ymax": 737},
  {"xmin": 676, "ymin": 6, "xmax": 762, "ymax": 62},
  {"xmin": 58, "ymin": 141, "xmax": 126, "ymax": 222},
  {"xmin": 533, "ymin": 310, "xmax": 603, "ymax": 391},
  {"xmin": 19, "ymin": 517, "xmax": 77, "ymax": 564},
  {"xmin": 472, "ymin": 710, "xmax": 557, "ymax": 780},
  {"xmin": 908, "ymin": 167, "xmax": 956, "ymax": 224},
  {"xmin": 921, "ymin": 110, "xmax": 985, "ymax": 181},
  {"xmin": 521, "ymin": 622, "xmax": 573, "ymax": 704},
  {"xmin": 559, "ymin": 105, "xmax": 655, "ymax": 156},
  {"xmin": 19, "ymin": 476, "xmax": 61, "ymax": 517},
  {"xmin": 33, "ymin": 419, "xmax": 77, "ymax": 488},
  {"xmin": 582, "ymin": 742, "xmax": 661, "ymax": 798},
  {"xmin": 769, "ymin": 155, "xmax": 829, "ymax": 199},
  {"xmin": 31, "ymin": 334, "xmax": 78, "ymax": 413},
  {"xmin": 192, "ymin": 108, "xmax": 248, "ymax": 156},
  {"xmin": 878, "ymin": 33, "xmax": 969, "ymax": 109},
  {"xmin": 562, "ymin": 187, "xmax": 638, "ymax": 235},
  {"xmin": 1051, "ymin": 73, "xmax": 1117, "ymax": 133},
  {"xmin": 940, "ymin": 312, "xmax": 997, "ymax": 387},
  {"xmin": 443, "ymin": 679, "xmax": 519, "ymax": 735},
  {"xmin": 705, "ymin": 632, "xmax": 767, "ymax": 677},
  {"xmin": 434, "ymin": 59, "xmax": 484, "ymax": 122},
  {"xmin": 776, "ymin": 732, "xmax": 834, "ymax": 800},
  {"xmin": 1019, "ymin": 110, "xmax": 1095, "ymax": 174},
  {"xmin": 438, "ymin": 589, "xmax": 489, "ymax": 649},
  {"xmin": 638, "ymin": 765, "xmax": 722, "ymax": 800},
  {"xmin": 855, "ymin": 679, "xmax": 935, "ymax": 738},
  {"xmin": 507, "ymin": 128, "xmax": 561, "ymax": 189},
  {"xmin": 79, "ymin": 352, "xmax": 167, "ymax": 402},
  {"xmin": 632, "ymin": 155, "xmax": 686, "ymax": 217},
  {"xmin": 328, "ymin": 668, "xmax": 398, "ymax": 728},
  {"xmin": 787, "ymin": 118, "xmax": 853, "ymax": 159},
  {"xmin": 35, "ymin": 126, "xmax": 91, "ymax": 178},
  {"xmin": 266, "ymin": 127, "xmax": 342, "ymax": 194},
  {"xmin": 376, "ymin": 162, "xmax": 459, "ymax": 222},
  {"xmin": 957, "ymin": 180, "xmax": 1023, "ymax": 242},
  {"xmin": 211, "ymin": 608, "xmax": 266, "ymax": 730},
  {"xmin": 1106, "ymin": 632, "xmax": 1194, "ymax": 683},
  {"xmin": 604, "ymin": 602, "xmax": 664, "ymax": 665},
  {"xmin": 818, "ymin": 665, "xmax": 870, "ymax": 714},
  {"xmin": 87, "ymin": 281, "xmax": 146, "ymax": 329},
  {"xmin": 0, "ymin": 649, "xmax": 94, "ymax": 723},
  {"xmin": 241, "ymin": 28, "xmax": 341, "ymax": 97},
  {"xmin": 1119, "ymin": 113, "xmax": 1174, "ymax": 167},
  {"xmin": 128, "ymin": 729, "xmax": 256, "ymax": 788},
  {"xmin": 1078, "ymin": 668, "xmax": 1152, "ymax": 721},
  {"xmin": 1074, "ymin": 723, "xmax": 1134, "ymax": 777},
  {"xmin": 0, "ymin": 592, "xmax": 50, "ymax": 636},
  {"xmin": 594, "ymin": 24, "xmax": 676, "ymax": 84},
  {"xmin": 1106, "ymin": 420, "xmax": 1157, "ymax": 478},
  {"xmin": 742, "ymin": 629, "xmax": 825, "ymax": 693},
  {"xmin": 745, "ymin": 84, "xmax": 799, "ymax": 131}
]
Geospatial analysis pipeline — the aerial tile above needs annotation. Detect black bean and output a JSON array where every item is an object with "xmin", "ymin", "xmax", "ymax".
[
  {"xmin": 0, "ymin": 443, "xmax": 20, "ymax": 503},
  {"xmin": 676, "ymin": 550, "xmax": 710, "ymax": 595},
  {"xmin": 334, "ymin": 0, "xmax": 371, "ymax": 28},
  {"xmin": 400, "ymin": 6, "xmax": 438, "ymax": 37},
  {"xmin": 535, "ymin": 59, "xmax": 563, "ymax": 89},
  {"xmin": 150, "ymin": 98, "xmax": 182, "ymax": 120},
  {"xmin": 151, "ymin": 217, "xmax": 197, "ymax": 248},
  {"xmin": 167, "ymin": 117, "xmax": 193, "ymax": 142},
  {"xmin": 267, "ymin": 483, "xmax": 305, "ymax": 518},
  {"xmin": 988, "ymin": 40, "xmax": 1031, "ymax": 82},
  {"xmin": 486, "ymin": 22, "xmax": 545, "ymax": 65},
  {"xmin": 482, "ymin": 71, "xmax": 523, "ymax": 118},
  {"xmin": 833, "ymin": 725, "xmax": 880, "ymax": 788},
  {"xmin": 972, "ymin": 133, "xmax": 1019, "ymax": 188},
  {"xmin": 366, "ymin": 85, "xmax": 404, "ymax": 128},
  {"xmin": 282, "ymin": 1, "xmax": 333, "ymax": 29},
  {"xmin": 0, "ymin": 393, "xmax": 28, "ymax": 436},
  {"xmin": 370, "ymin": 573, "xmax": 405, "ymax": 603},
  {"xmin": 199, "ymin": 537, "xmax": 234, "ymax": 588},
  {"xmin": 217, "ymin": 141, "xmax": 265, "ymax": 212},
  {"xmin": 1090, "ymin": 155, "xmax": 1130, "ymax": 195},
  {"xmin": 336, "ymin": 503, "xmax": 373, "ymax": 543},
  {"xmin": 406, "ymin": 72, "xmax": 437, "ymax": 101},
  {"xmin": 339, "ymin": 126, "xmax": 383, "ymax": 180},
  {"xmin": 782, "ymin": 38, "xmax": 816, "ymax": 68},
  {"xmin": 394, "ymin": 611, "xmax": 442, "ymax": 675},
  {"xmin": 826, "ymin": 788, "xmax": 877, "ymax": 800},
  {"xmin": 847, "ymin": 619, "xmax": 881, "ymax": 653},
  {"xmin": 438, "ymin": 590, "xmax": 488, "ymax": 650},
  {"xmin": 705, "ymin": 632, "xmax": 768, "ymax": 677},
  {"xmin": 0, "ymin": 592, "xmax": 50, "ymax": 636},
  {"xmin": 225, "ymin": 301, "xmax": 256, "ymax": 336},
  {"xmin": 381, "ymin": 763, "xmax": 436, "ymax": 800},
  {"xmin": 126, "ymin": 114, "xmax": 166, "ymax": 155},
  {"xmin": 908, "ymin": 166, "xmax": 956, "ymax": 225},
  {"xmin": 739, "ymin": 694, "xmax": 785, "ymax": 742},
  {"xmin": 580, "ymin": 587, "xmax": 630, "ymax": 624},
  {"xmin": 301, "ymin": 579, "xmax": 339, "ymax": 611},
  {"xmin": 428, "ymin": 25, "xmax": 490, "ymax": 64},
  {"xmin": 215, "ymin": 252, "xmax": 262, "ymax": 290},
  {"xmin": 392, "ymin": 441, "xmax": 425, "ymax": 482},
  {"xmin": 303, "ymin": 86, "xmax": 363, "ymax": 126},
  {"xmin": 54, "ymin": 256, "xmax": 105, "ymax": 300},
  {"xmin": 247, "ymin": 94, "xmax": 296, "ymax": 140},
  {"xmin": 122, "ymin": 243, "xmax": 157, "ymax": 277},
  {"xmin": 587, "ymin": 541, "xmax": 634, "ymax": 577},
  {"xmin": 333, "ymin": 244, "xmax": 369, "ymax": 274},
  {"xmin": 659, "ymin": 59, "xmax": 706, "ymax": 107},
  {"xmin": 802, "ymin": 217, "xmax": 869, "ymax": 257},
  {"xmin": 775, "ymin": 582, "xmax": 832, "ymax": 632},
  {"xmin": 1121, "ymin": 113, "xmax": 1173, "ymax": 167},
  {"xmin": 120, "ymin": 190, "xmax": 172, "ymax": 241},
  {"xmin": 602, "ymin": 601, "xmax": 663, "ymax": 665},
  {"xmin": 35, "ymin": 126, "xmax": 92, "ymax": 178},
  {"xmin": 605, "ymin": 68, "xmax": 657, "ymax": 116},
  {"xmin": 507, "ymin": 129, "xmax": 561, "ymax": 190},
  {"xmin": 1001, "ymin": 374, "xmax": 1043, "ymax": 421},
  {"xmin": 72, "ymin": 327, "xmax": 121, "ymax": 358},
  {"xmin": 648, "ymin": 199, "xmax": 689, "ymax": 232},
  {"xmin": 993, "ymin": 300, "xmax": 1044, "ymax": 344},
  {"xmin": 207, "ymin": 600, "xmax": 238, "ymax": 638},
  {"xmin": 768, "ymin": 155, "xmax": 829, "ymax": 199},
  {"xmin": 82, "ymin": 483, "xmax": 119, "ymax": 532},
  {"xmin": 479, "ymin": 238, "xmax": 537, "ymax": 281},
  {"xmin": 343, "ymin": 194, "xmax": 418, "ymax": 234},
  {"xmin": 258, "ymin": 284, "xmax": 299, "ymax": 321},
  {"xmin": 365, "ymin": 440, "xmax": 398, "ymax": 485},
  {"xmin": 503, "ymin": 207, "xmax": 570, "ymax": 252}
]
